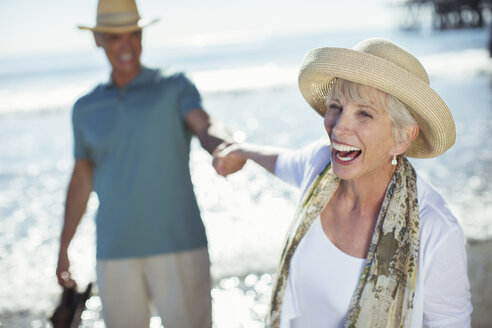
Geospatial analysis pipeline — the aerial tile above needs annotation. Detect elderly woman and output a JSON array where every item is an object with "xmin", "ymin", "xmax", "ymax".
[{"xmin": 213, "ymin": 38, "xmax": 472, "ymax": 327}]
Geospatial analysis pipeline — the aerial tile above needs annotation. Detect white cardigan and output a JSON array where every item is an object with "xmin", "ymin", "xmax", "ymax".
[{"xmin": 275, "ymin": 138, "xmax": 472, "ymax": 328}]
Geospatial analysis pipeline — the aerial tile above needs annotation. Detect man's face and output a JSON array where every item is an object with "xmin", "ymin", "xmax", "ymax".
[{"xmin": 95, "ymin": 30, "xmax": 142, "ymax": 78}]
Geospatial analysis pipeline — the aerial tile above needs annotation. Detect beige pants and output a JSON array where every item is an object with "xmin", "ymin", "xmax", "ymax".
[{"xmin": 96, "ymin": 247, "xmax": 212, "ymax": 328}]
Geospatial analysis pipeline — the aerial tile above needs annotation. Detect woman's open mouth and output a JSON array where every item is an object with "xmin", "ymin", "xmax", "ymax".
[{"xmin": 332, "ymin": 141, "xmax": 362, "ymax": 163}]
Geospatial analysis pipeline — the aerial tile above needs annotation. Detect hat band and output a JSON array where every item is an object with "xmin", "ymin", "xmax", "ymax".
[{"xmin": 96, "ymin": 12, "xmax": 141, "ymax": 27}]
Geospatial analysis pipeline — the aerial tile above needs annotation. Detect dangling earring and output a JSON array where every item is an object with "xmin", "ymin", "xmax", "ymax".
[{"xmin": 391, "ymin": 155, "xmax": 397, "ymax": 166}]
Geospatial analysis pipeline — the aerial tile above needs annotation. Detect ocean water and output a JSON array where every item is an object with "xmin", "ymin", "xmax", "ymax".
[{"xmin": 1, "ymin": 27, "xmax": 491, "ymax": 326}]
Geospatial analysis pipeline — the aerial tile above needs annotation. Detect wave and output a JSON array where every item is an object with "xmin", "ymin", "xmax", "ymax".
[
  {"xmin": 192, "ymin": 63, "xmax": 298, "ymax": 93},
  {"xmin": 0, "ymin": 83, "xmax": 94, "ymax": 114},
  {"xmin": 0, "ymin": 48, "xmax": 490, "ymax": 115},
  {"xmin": 421, "ymin": 48, "xmax": 492, "ymax": 79}
]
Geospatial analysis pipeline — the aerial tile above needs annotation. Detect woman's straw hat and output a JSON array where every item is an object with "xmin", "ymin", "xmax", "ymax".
[
  {"xmin": 298, "ymin": 38, "xmax": 456, "ymax": 158},
  {"xmin": 78, "ymin": 0, "xmax": 158, "ymax": 33}
]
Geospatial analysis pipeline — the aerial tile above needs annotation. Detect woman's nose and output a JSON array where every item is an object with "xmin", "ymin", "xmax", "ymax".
[{"xmin": 331, "ymin": 112, "xmax": 352, "ymax": 135}]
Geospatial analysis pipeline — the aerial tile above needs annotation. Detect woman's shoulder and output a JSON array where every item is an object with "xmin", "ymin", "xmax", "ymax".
[
  {"xmin": 417, "ymin": 174, "xmax": 459, "ymax": 226},
  {"xmin": 309, "ymin": 137, "xmax": 331, "ymax": 152},
  {"xmin": 275, "ymin": 138, "xmax": 331, "ymax": 190},
  {"xmin": 298, "ymin": 137, "xmax": 332, "ymax": 177},
  {"xmin": 303, "ymin": 137, "xmax": 331, "ymax": 165},
  {"xmin": 416, "ymin": 173, "xmax": 466, "ymax": 253},
  {"xmin": 277, "ymin": 137, "xmax": 330, "ymax": 167}
]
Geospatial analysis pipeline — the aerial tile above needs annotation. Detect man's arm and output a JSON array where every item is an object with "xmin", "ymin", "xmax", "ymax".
[
  {"xmin": 185, "ymin": 108, "xmax": 234, "ymax": 154},
  {"xmin": 185, "ymin": 107, "xmax": 287, "ymax": 177},
  {"xmin": 56, "ymin": 159, "xmax": 94, "ymax": 287}
]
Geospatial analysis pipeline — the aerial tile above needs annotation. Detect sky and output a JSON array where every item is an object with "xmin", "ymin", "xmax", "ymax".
[{"xmin": 0, "ymin": 0, "xmax": 398, "ymax": 58}]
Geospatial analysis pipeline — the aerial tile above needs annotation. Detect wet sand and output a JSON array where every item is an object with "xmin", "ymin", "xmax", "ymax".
[
  {"xmin": 0, "ymin": 273, "xmax": 274, "ymax": 327},
  {"xmin": 468, "ymin": 239, "xmax": 492, "ymax": 327},
  {"xmin": 6, "ymin": 237, "xmax": 492, "ymax": 328}
]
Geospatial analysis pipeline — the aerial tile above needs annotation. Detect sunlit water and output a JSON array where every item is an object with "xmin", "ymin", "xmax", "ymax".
[{"xmin": 1, "ymin": 27, "xmax": 491, "ymax": 327}]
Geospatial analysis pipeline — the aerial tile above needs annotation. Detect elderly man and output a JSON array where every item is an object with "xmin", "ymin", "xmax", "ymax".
[{"xmin": 55, "ymin": 0, "xmax": 232, "ymax": 327}]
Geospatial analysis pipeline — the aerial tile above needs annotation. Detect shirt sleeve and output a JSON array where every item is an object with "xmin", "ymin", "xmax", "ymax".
[
  {"xmin": 275, "ymin": 149, "xmax": 309, "ymax": 188},
  {"xmin": 274, "ymin": 138, "xmax": 331, "ymax": 189},
  {"xmin": 177, "ymin": 73, "xmax": 203, "ymax": 118},
  {"xmin": 422, "ymin": 225, "xmax": 472, "ymax": 327},
  {"xmin": 72, "ymin": 104, "xmax": 90, "ymax": 159}
]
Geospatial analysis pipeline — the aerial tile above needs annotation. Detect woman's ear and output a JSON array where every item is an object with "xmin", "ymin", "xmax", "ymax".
[
  {"xmin": 406, "ymin": 123, "xmax": 419, "ymax": 145},
  {"xmin": 393, "ymin": 124, "xmax": 420, "ymax": 155}
]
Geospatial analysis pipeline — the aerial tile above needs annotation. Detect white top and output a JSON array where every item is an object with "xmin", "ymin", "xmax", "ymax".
[
  {"xmin": 285, "ymin": 216, "xmax": 365, "ymax": 328},
  {"xmin": 275, "ymin": 138, "xmax": 472, "ymax": 328}
]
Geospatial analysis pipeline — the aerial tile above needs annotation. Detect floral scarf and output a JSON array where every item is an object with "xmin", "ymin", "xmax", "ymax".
[{"xmin": 267, "ymin": 156, "xmax": 420, "ymax": 328}]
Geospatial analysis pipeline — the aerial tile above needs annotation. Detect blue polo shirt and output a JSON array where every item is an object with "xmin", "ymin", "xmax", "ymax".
[{"xmin": 72, "ymin": 66, "xmax": 207, "ymax": 259}]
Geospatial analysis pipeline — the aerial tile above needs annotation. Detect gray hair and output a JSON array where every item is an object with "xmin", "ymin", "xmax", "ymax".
[{"xmin": 326, "ymin": 78, "xmax": 418, "ymax": 145}]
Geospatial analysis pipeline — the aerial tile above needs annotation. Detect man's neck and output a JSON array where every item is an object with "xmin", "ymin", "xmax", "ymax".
[{"xmin": 112, "ymin": 66, "xmax": 142, "ymax": 89}]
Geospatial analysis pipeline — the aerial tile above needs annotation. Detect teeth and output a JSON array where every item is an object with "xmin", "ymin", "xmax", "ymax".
[
  {"xmin": 120, "ymin": 53, "xmax": 133, "ymax": 61},
  {"xmin": 336, "ymin": 153, "xmax": 356, "ymax": 161},
  {"xmin": 332, "ymin": 142, "xmax": 360, "ymax": 152}
]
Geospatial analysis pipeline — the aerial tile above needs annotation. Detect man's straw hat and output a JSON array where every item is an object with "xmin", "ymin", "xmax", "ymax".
[
  {"xmin": 298, "ymin": 38, "xmax": 456, "ymax": 158},
  {"xmin": 78, "ymin": 0, "xmax": 158, "ymax": 33}
]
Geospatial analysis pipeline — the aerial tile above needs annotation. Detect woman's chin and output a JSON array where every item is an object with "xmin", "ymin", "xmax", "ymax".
[
  {"xmin": 331, "ymin": 154, "xmax": 361, "ymax": 180},
  {"xmin": 332, "ymin": 164, "xmax": 359, "ymax": 181}
]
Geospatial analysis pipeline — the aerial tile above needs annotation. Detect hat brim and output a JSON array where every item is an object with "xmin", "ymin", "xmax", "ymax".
[
  {"xmin": 298, "ymin": 47, "xmax": 456, "ymax": 158},
  {"xmin": 78, "ymin": 18, "xmax": 159, "ymax": 33}
]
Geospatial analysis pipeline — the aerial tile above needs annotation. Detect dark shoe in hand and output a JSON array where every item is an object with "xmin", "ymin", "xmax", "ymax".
[{"xmin": 50, "ymin": 283, "xmax": 93, "ymax": 328}]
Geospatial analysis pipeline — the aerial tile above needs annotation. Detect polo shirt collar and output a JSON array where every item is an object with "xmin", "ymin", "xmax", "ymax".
[{"xmin": 105, "ymin": 65, "xmax": 154, "ymax": 90}]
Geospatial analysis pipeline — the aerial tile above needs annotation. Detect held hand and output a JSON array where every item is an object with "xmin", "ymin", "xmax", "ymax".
[
  {"xmin": 213, "ymin": 143, "xmax": 247, "ymax": 177},
  {"xmin": 56, "ymin": 250, "xmax": 76, "ymax": 288}
]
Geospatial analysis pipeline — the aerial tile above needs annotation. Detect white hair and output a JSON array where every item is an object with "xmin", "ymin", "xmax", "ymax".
[{"xmin": 326, "ymin": 78, "xmax": 418, "ymax": 144}]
